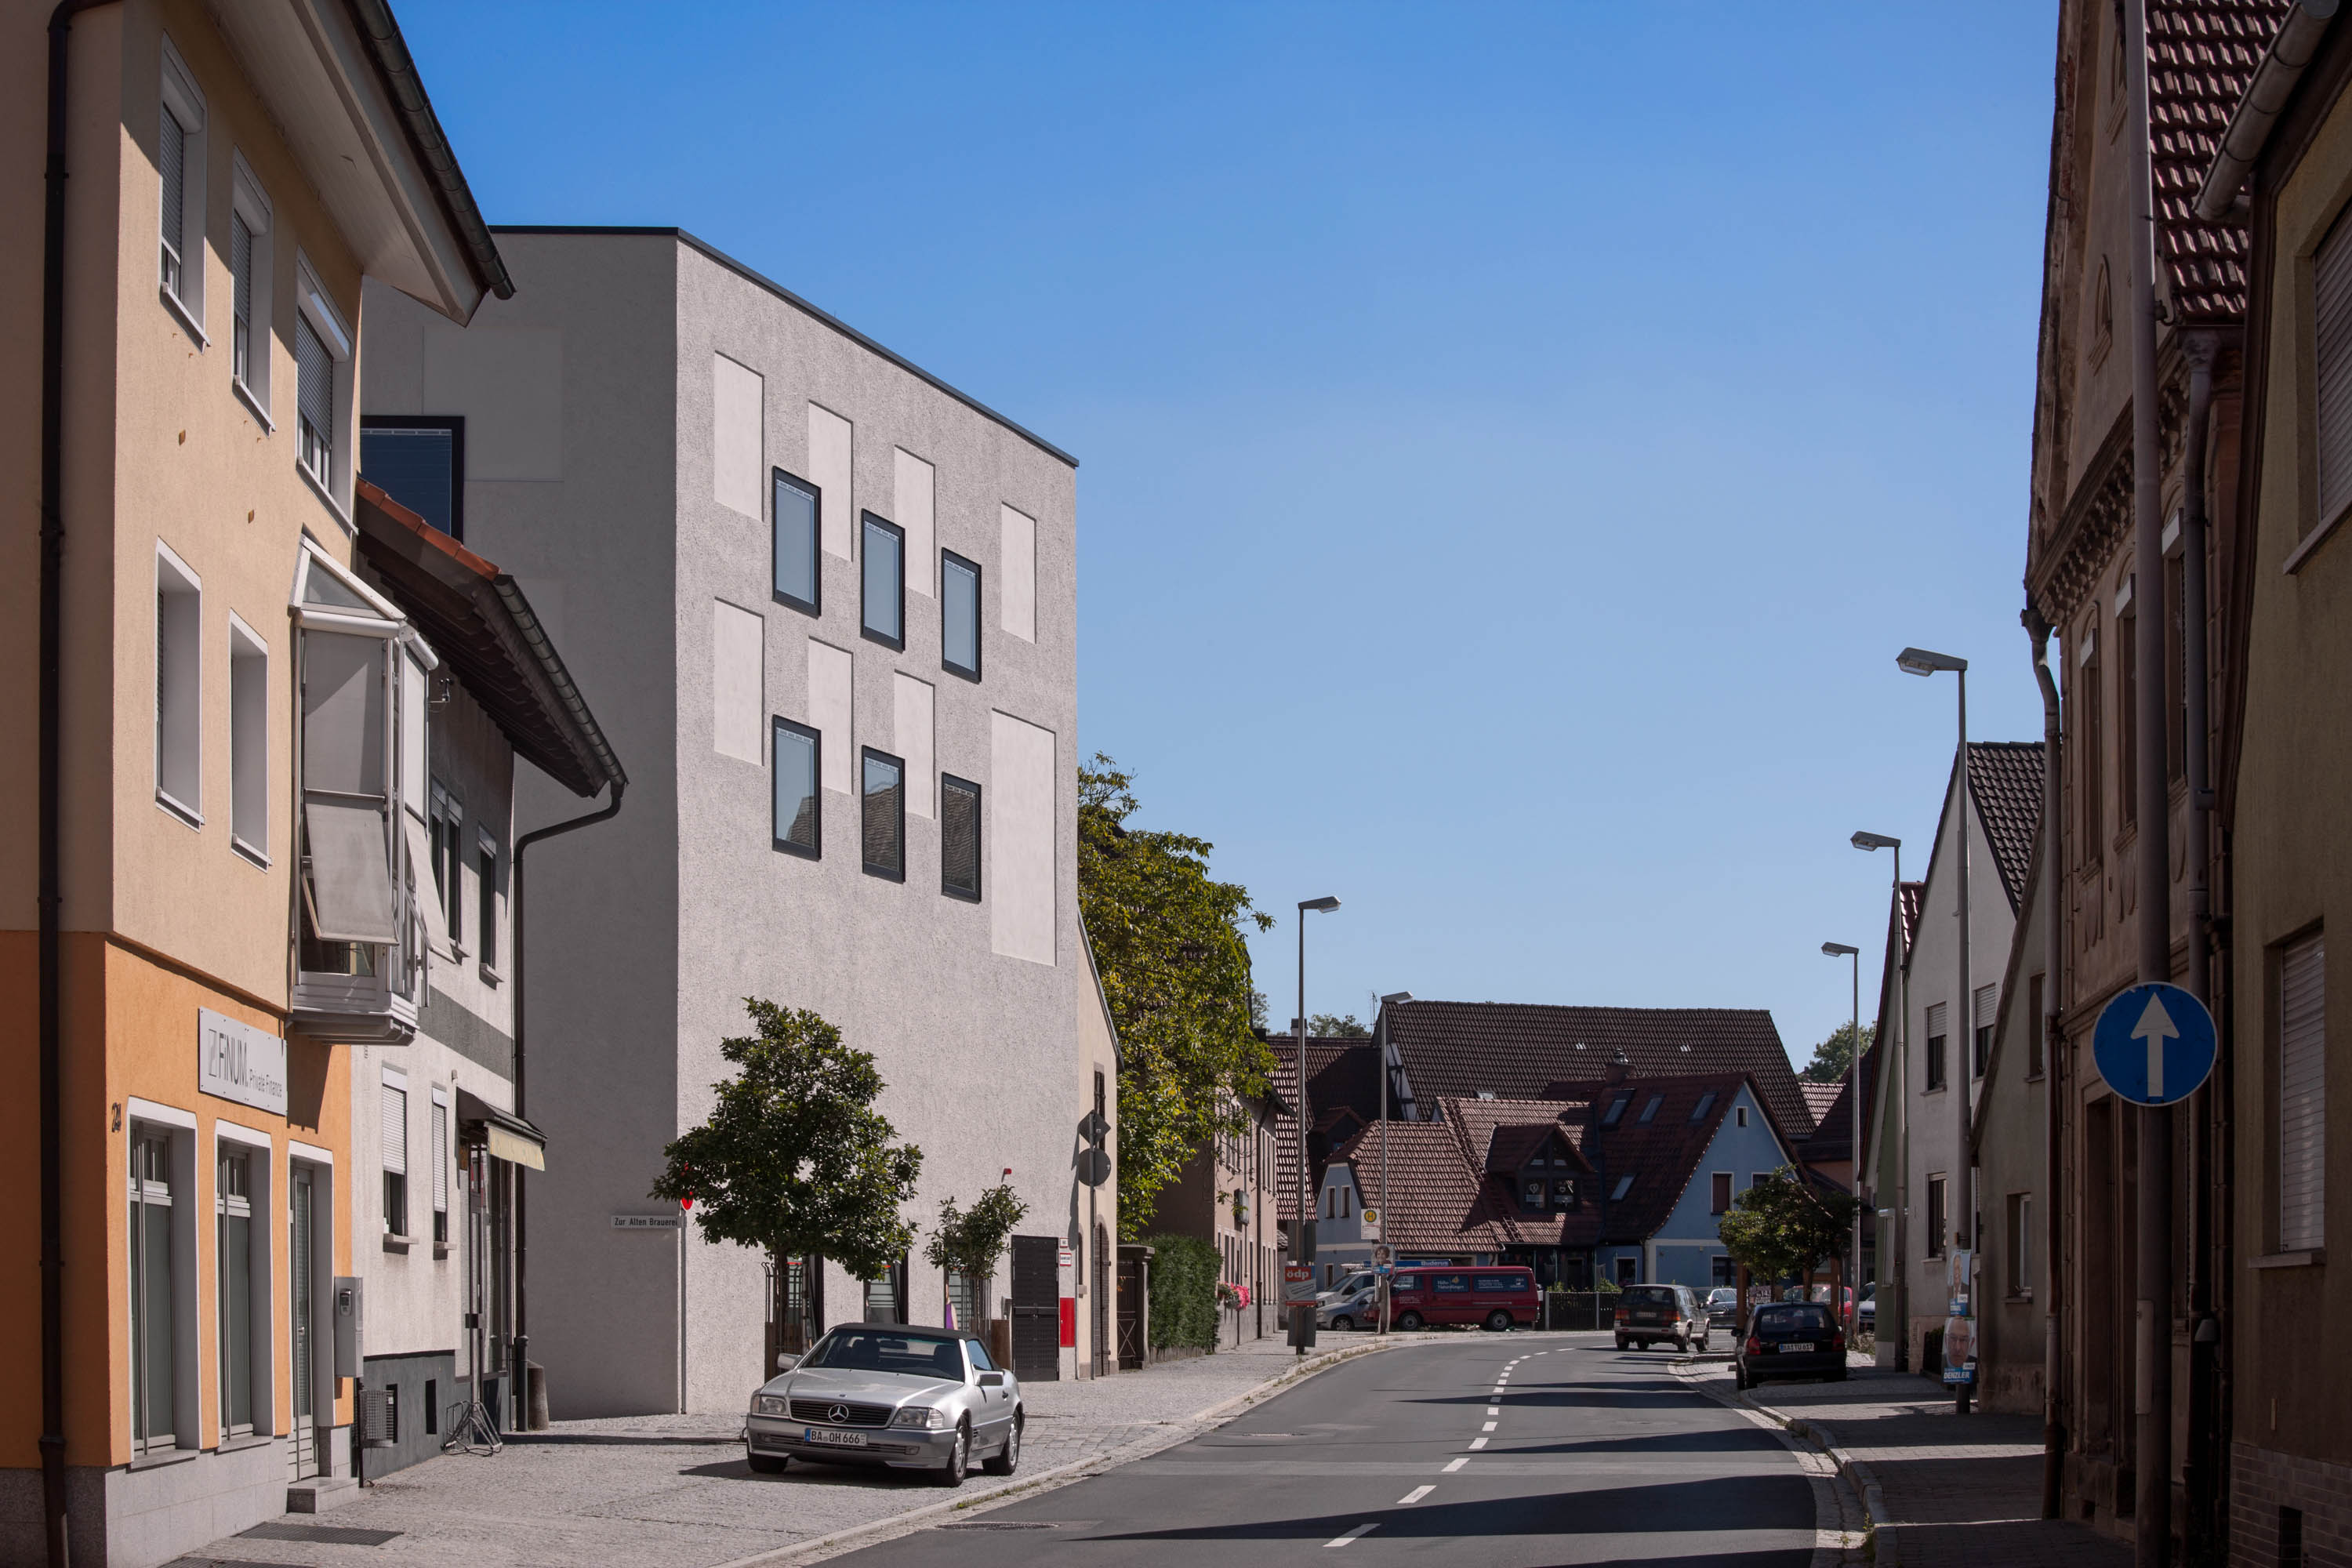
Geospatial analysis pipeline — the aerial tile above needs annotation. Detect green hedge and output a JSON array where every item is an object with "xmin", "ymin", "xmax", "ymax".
[{"xmin": 1142, "ymin": 1232, "xmax": 1220, "ymax": 1350}]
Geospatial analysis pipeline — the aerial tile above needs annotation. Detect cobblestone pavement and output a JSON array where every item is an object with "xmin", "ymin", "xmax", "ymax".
[
  {"xmin": 167, "ymin": 1330, "xmax": 1421, "ymax": 1568},
  {"xmin": 1682, "ymin": 1356, "xmax": 2130, "ymax": 1568}
]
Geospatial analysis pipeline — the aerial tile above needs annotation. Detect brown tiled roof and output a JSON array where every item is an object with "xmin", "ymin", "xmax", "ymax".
[
  {"xmin": 1798, "ymin": 1076, "xmax": 1858, "ymax": 1168},
  {"xmin": 1900, "ymin": 881, "xmax": 1925, "ymax": 953},
  {"xmin": 1384, "ymin": 1000, "xmax": 1809, "ymax": 1138},
  {"xmin": 1965, "ymin": 742, "xmax": 2047, "ymax": 914},
  {"xmin": 2150, "ymin": 1, "xmax": 2289, "ymax": 321},
  {"xmin": 1537, "ymin": 1075, "xmax": 1795, "ymax": 1243},
  {"xmin": 1801, "ymin": 1081, "xmax": 1842, "ymax": 1129},
  {"xmin": 1269, "ymin": 1037, "xmax": 1385, "ymax": 1218}
]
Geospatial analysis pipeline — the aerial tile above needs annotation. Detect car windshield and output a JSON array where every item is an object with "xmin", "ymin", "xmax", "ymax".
[
  {"xmin": 1755, "ymin": 1304, "xmax": 1832, "ymax": 1332},
  {"xmin": 801, "ymin": 1329, "xmax": 967, "ymax": 1380},
  {"xmin": 1621, "ymin": 1286, "xmax": 1677, "ymax": 1306},
  {"xmin": 1707, "ymin": 1288, "xmax": 1737, "ymax": 1306}
]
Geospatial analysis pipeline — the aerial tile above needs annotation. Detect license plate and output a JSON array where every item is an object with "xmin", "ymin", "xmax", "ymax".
[
  {"xmin": 804, "ymin": 1428, "xmax": 869, "ymax": 1447},
  {"xmin": 1782, "ymin": 1341, "xmax": 1815, "ymax": 1353}
]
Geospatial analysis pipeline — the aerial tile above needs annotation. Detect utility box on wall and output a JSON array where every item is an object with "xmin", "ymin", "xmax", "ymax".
[{"xmin": 333, "ymin": 1276, "xmax": 364, "ymax": 1378}]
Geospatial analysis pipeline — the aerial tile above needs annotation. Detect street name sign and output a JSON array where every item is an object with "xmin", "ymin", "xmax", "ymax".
[
  {"xmin": 612, "ymin": 1214, "xmax": 682, "ymax": 1230},
  {"xmin": 2092, "ymin": 982, "xmax": 2216, "ymax": 1106}
]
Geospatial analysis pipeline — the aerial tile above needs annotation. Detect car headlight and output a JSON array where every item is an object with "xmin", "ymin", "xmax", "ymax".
[
  {"xmin": 753, "ymin": 1396, "xmax": 788, "ymax": 1417},
  {"xmin": 889, "ymin": 1405, "xmax": 951, "ymax": 1430}
]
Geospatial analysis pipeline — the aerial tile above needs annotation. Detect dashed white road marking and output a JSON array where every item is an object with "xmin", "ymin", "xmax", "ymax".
[
  {"xmin": 1468, "ymin": 1436, "xmax": 1489, "ymax": 1450},
  {"xmin": 1325, "ymin": 1523, "xmax": 1380, "ymax": 1548},
  {"xmin": 1486, "ymin": 1406, "xmax": 1500, "ymax": 1416},
  {"xmin": 1480, "ymin": 1421, "xmax": 1497, "ymax": 1432},
  {"xmin": 1443, "ymin": 1457, "xmax": 1468, "ymax": 1473},
  {"xmin": 1396, "ymin": 1485, "xmax": 1435, "ymax": 1505}
]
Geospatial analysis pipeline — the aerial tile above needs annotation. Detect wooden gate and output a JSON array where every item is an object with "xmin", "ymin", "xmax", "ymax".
[
  {"xmin": 1116, "ymin": 1250, "xmax": 1147, "ymax": 1370},
  {"xmin": 1009, "ymin": 1236, "xmax": 1060, "ymax": 1381}
]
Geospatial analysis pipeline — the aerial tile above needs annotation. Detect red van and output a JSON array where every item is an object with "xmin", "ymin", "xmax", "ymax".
[{"xmin": 1388, "ymin": 1266, "xmax": 1539, "ymax": 1330}]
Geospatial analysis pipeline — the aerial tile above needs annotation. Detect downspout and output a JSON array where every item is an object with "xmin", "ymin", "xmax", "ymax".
[
  {"xmin": 40, "ymin": 7, "xmax": 116, "ymax": 1563},
  {"xmin": 2028, "ymin": 608, "xmax": 2064, "ymax": 1518},
  {"xmin": 506, "ymin": 779, "xmax": 624, "ymax": 1425},
  {"xmin": 2180, "ymin": 331, "xmax": 2220, "ymax": 1548}
]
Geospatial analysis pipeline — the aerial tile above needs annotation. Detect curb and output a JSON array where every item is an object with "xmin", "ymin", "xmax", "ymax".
[
  {"xmin": 1672, "ymin": 1361, "xmax": 1896, "ymax": 1568},
  {"xmin": 717, "ymin": 1334, "xmax": 1423, "ymax": 1567}
]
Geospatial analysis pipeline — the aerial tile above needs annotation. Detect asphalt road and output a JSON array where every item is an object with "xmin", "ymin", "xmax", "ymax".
[{"xmin": 833, "ymin": 1331, "xmax": 1830, "ymax": 1567}]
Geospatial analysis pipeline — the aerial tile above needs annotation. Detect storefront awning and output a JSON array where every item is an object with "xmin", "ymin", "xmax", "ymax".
[{"xmin": 457, "ymin": 1087, "xmax": 547, "ymax": 1171}]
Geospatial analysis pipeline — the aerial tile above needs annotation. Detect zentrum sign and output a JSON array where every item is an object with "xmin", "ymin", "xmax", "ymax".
[{"xmin": 198, "ymin": 1008, "xmax": 288, "ymax": 1116}]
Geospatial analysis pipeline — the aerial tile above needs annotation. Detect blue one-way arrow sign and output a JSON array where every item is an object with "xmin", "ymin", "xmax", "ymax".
[{"xmin": 2092, "ymin": 982, "xmax": 2216, "ymax": 1106}]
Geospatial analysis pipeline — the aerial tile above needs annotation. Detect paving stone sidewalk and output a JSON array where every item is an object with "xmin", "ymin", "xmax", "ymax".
[
  {"xmin": 1682, "ymin": 1357, "xmax": 2129, "ymax": 1568},
  {"xmin": 169, "ymin": 1330, "xmax": 1411, "ymax": 1568}
]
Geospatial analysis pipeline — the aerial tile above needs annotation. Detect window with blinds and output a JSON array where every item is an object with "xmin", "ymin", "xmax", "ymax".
[
  {"xmin": 1926, "ymin": 1000, "xmax": 1949, "ymax": 1091},
  {"xmin": 1973, "ymin": 984, "xmax": 1998, "ymax": 1078},
  {"xmin": 2278, "ymin": 933, "xmax": 2326, "ymax": 1252},
  {"xmin": 2316, "ymin": 209, "xmax": 2352, "ymax": 528},
  {"xmin": 159, "ymin": 110, "xmax": 187, "ymax": 296},
  {"xmin": 297, "ymin": 317, "xmax": 334, "ymax": 481},
  {"xmin": 230, "ymin": 214, "xmax": 252, "ymax": 382},
  {"xmin": 431, "ymin": 1091, "xmax": 450, "ymax": 1247},
  {"xmin": 942, "ymin": 775, "xmax": 980, "ymax": 901},
  {"xmin": 382, "ymin": 1078, "xmax": 409, "ymax": 1239}
]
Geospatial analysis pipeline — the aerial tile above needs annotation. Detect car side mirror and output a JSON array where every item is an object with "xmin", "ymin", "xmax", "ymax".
[
  {"xmin": 978, "ymin": 1371, "xmax": 1005, "ymax": 1388},
  {"xmin": 775, "ymin": 1353, "xmax": 799, "ymax": 1373}
]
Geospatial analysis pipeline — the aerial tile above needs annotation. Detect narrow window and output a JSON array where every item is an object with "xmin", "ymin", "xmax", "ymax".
[
  {"xmin": 425, "ymin": 1378, "xmax": 439, "ymax": 1436},
  {"xmin": 228, "ymin": 158, "xmax": 272, "ymax": 413},
  {"xmin": 157, "ymin": 41, "xmax": 206, "ymax": 321},
  {"xmin": 297, "ymin": 316, "xmax": 336, "ymax": 485},
  {"xmin": 382, "ymin": 1077, "xmax": 408, "ymax": 1237},
  {"xmin": 2279, "ymin": 932, "xmax": 2326, "ymax": 1251},
  {"xmin": 771, "ymin": 718, "xmax": 820, "ymax": 858},
  {"xmin": 1600, "ymin": 1093, "xmax": 1630, "ymax": 1127},
  {"xmin": 1926, "ymin": 1000, "xmax": 1948, "ymax": 1091},
  {"xmin": 772, "ymin": 470, "xmax": 819, "ymax": 615},
  {"xmin": 942, "ymin": 550, "xmax": 982, "ymax": 680},
  {"xmin": 1926, "ymin": 1174, "xmax": 1948, "ymax": 1258},
  {"xmin": 230, "ymin": 212, "xmax": 253, "ymax": 383},
  {"xmin": 360, "ymin": 418, "xmax": 464, "ymax": 538},
  {"xmin": 430, "ymin": 786, "xmax": 464, "ymax": 948},
  {"xmin": 1974, "ymin": 983, "xmax": 1998, "ymax": 1078},
  {"xmin": 1735, "ymin": 1105, "xmax": 1748, "ymax": 1127},
  {"xmin": 2081, "ymin": 637, "xmax": 2104, "ymax": 851},
  {"xmin": 2282, "ymin": 1507, "xmax": 2307, "ymax": 1568},
  {"xmin": 1710, "ymin": 1173, "xmax": 1733, "ymax": 1214},
  {"xmin": 2027, "ymin": 973, "xmax": 2046, "ymax": 1080},
  {"xmin": 862, "ymin": 514, "xmax": 904, "ymax": 648},
  {"xmin": 1690, "ymin": 1092, "xmax": 1716, "ymax": 1122},
  {"xmin": 2165, "ymin": 549, "xmax": 2186, "ymax": 782},
  {"xmin": 2007, "ymin": 1192, "xmax": 2032, "ymax": 1296},
  {"xmin": 156, "ymin": 546, "xmax": 202, "ymax": 822},
  {"xmin": 229, "ymin": 619, "xmax": 267, "ymax": 859},
  {"xmin": 158, "ymin": 105, "xmax": 188, "ymax": 298},
  {"xmin": 430, "ymin": 1090, "xmax": 449, "ymax": 1247},
  {"xmin": 2119, "ymin": 606, "xmax": 2139, "ymax": 826},
  {"xmin": 216, "ymin": 1145, "xmax": 254, "ymax": 1436},
  {"xmin": 861, "ymin": 748, "xmax": 905, "ymax": 880},
  {"xmin": 1610, "ymin": 1174, "xmax": 1633, "ymax": 1203},
  {"xmin": 477, "ymin": 832, "xmax": 499, "ymax": 972},
  {"xmin": 941, "ymin": 774, "xmax": 982, "ymax": 900},
  {"xmin": 129, "ymin": 1127, "xmax": 177, "ymax": 1453},
  {"xmin": 2315, "ymin": 201, "xmax": 2352, "ymax": 528}
]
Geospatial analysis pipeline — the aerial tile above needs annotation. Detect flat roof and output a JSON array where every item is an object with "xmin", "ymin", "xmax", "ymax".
[{"xmin": 490, "ymin": 227, "xmax": 1077, "ymax": 469}]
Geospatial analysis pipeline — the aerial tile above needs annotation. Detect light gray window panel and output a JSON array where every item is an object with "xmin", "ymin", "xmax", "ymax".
[
  {"xmin": 2318, "ymin": 212, "xmax": 2352, "ymax": 526},
  {"xmin": 2280, "ymin": 932, "xmax": 2326, "ymax": 1251},
  {"xmin": 230, "ymin": 213, "xmax": 252, "ymax": 379},
  {"xmin": 297, "ymin": 317, "xmax": 334, "ymax": 476},
  {"xmin": 942, "ymin": 774, "xmax": 980, "ymax": 900},
  {"xmin": 772, "ymin": 719, "xmax": 818, "ymax": 857},
  {"xmin": 774, "ymin": 471, "xmax": 818, "ymax": 612},
  {"xmin": 862, "ymin": 750, "xmax": 904, "ymax": 879},
  {"xmin": 942, "ymin": 552, "xmax": 980, "ymax": 679},
  {"xmin": 130, "ymin": 1131, "xmax": 176, "ymax": 1450},
  {"xmin": 303, "ymin": 800, "xmax": 398, "ymax": 944},
  {"xmin": 300, "ymin": 633, "xmax": 385, "ymax": 798},
  {"xmin": 862, "ymin": 516, "xmax": 902, "ymax": 645}
]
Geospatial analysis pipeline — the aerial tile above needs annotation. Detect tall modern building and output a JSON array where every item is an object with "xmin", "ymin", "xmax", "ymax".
[{"xmin": 360, "ymin": 228, "xmax": 1112, "ymax": 1416}]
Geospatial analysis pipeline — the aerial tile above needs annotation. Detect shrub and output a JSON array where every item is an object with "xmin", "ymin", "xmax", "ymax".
[{"xmin": 1143, "ymin": 1232, "xmax": 1220, "ymax": 1350}]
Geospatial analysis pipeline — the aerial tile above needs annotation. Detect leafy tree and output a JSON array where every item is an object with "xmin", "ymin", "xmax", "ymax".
[
  {"xmin": 1801, "ymin": 1021, "xmax": 1874, "ymax": 1083},
  {"xmin": 923, "ymin": 1184, "xmax": 1029, "ymax": 1283},
  {"xmin": 651, "ymin": 1000, "xmax": 922, "ymax": 1282},
  {"xmin": 1715, "ymin": 1165, "xmax": 1863, "ymax": 1287},
  {"xmin": 1078, "ymin": 756, "xmax": 1273, "ymax": 1240},
  {"xmin": 1308, "ymin": 1013, "xmax": 1370, "ymax": 1038}
]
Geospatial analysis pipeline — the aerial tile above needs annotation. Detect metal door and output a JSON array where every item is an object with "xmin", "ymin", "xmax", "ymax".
[
  {"xmin": 290, "ymin": 1164, "xmax": 318, "ymax": 1479},
  {"xmin": 1008, "ymin": 1236, "xmax": 1059, "ymax": 1381},
  {"xmin": 1116, "ymin": 1254, "xmax": 1145, "ymax": 1370},
  {"xmin": 1090, "ymin": 1225, "xmax": 1109, "ymax": 1377}
]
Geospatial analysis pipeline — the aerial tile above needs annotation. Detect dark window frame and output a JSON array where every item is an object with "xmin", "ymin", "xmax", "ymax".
[
  {"xmin": 860, "ymin": 513, "xmax": 906, "ymax": 651},
  {"xmin": 771, "ymin": 717, "xmax": 821, "ymax": 860},
  {"xmin": 940, "ymin": 771, "xmax": 982, "ymax": 902},
  {"xmin": 941, "ymin": 549, "xmax": 982, "ymax": 681},
  {"xmin": 860, "ymin": 746, "xmax": 906, "ymax": 882},
  {"xmin": 359, "ymin": 415, "xmax": 466, "ymax": 540},
  {"xmin": 771, "ymin": 467, "xmax": 821, "ymax": 618}
]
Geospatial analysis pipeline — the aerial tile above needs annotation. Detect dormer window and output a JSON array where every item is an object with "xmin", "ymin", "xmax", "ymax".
[
  {"xmin": 1690, "ymin": 1092, "xmax": 1717, "ymax": 1122},
  {"xmin": 1600, "ymin": 1093, "xmax": 1631, "ymax": 1127},
  {"xmin": 1638, "ymin": 1095, "xmax": 1663, "ymax": 1123}
]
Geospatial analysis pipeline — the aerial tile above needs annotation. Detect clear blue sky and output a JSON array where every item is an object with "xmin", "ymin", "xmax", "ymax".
[{"xmin": 399, "ymin": 2, "xmax": 2060, "ymax": 1068}]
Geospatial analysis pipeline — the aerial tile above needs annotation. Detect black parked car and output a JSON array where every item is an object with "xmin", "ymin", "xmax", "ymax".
[{"xmin": 1734, "ymin": 1300, "xmax": 1847, "ymax": 1389}]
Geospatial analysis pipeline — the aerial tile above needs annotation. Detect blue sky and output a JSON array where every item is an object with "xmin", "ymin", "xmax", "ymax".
[{"xmin": 400, "ymin": 2, "xmax": 2060, "ymax": 1067}]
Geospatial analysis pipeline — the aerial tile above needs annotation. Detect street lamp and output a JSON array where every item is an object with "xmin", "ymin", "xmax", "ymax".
[
  {"xmin": 1375, "ymin": 990, "xmax": 1412, "ymax": 1336},
  {"xmin": 1898, "ymin": 645, "xmax": 1973, "ymax": 1416},
  {"xmin": 1852, "ymin": 830, "xmax": 1904, "ymax": 1369},
  {"xmin": 1292, "ymin": 896, "xmax": 1340, "ymax": 1354},
  {"xmin": 1822, "ymin": 942, "xmax": 1861, "ymax": 1340}
]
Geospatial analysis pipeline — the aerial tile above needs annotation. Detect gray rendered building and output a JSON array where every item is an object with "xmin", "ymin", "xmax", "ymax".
[{"xmin": 360, "ymin": 228, "xmax": 1107, "ymax": 1417}]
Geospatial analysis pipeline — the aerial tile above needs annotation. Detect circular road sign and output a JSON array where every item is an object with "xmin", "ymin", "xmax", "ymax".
[{"xmin": 2092, "ymin": 982, "xmax": 2216, "ymax": 1106}]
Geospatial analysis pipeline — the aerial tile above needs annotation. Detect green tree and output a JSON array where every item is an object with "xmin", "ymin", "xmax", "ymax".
[
  {"xmin": 1308, "ymin": 1014, "xmax": 1370, "ymax": 1038},
  {"xmin": 651, "ymin": 1000, "xmax": 922, "ymax": 1282},
  {"xmin": 923, "ymin": 1184, "xmax": 1029, "ymax": 1282},
  {"xmin": 1801, "ymin": 1021, "xmax": 1874, "ymax": 1083},
  {"xmin": 1078, "ymin": 756, "xmax": 1273, "ymax": 1240},
  {"xmin": 1715, "ymin": 1165, "xmax": 1864, "ymax": 1286}
]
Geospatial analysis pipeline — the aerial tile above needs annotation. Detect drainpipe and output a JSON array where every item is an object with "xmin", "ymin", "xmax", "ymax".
[
  {"xmin": 2028, "ymin": 608, "xmax": 2065, "ymax": 1518},
  {"xmin": 2179, "ymin": 329, "xmax": 2220, "ymax": 1549},
  {"xmin": 506, "ymin": 779, "xmax": 623, "ymax": 1426},
  {"xmin": 40, "ymin": 7, "xmax": 117, "ymax": 1563}
]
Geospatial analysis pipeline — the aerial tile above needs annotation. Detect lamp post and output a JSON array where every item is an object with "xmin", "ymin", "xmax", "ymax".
[
  {"xmin": 1292, "ymin": 896, "xmax": 1340, "ymax": 1354},
  {"xmin": 1375, "ymin": 991, "xmax": 1411, "ymax": 1336},
  {"xmin": 1823, "ymin": 942, "xmax": 1862, "ymax": 1338},
  {"xmin": 1898, "ymin": 646, "xmax": 1973, "ymax": 1416},
  {"xmin": 1852, "ymin": 830, "xmax": 1904, "ymax": 1367}
]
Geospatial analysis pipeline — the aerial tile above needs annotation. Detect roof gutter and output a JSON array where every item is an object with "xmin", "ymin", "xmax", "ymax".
[
  {"xmin": 340, "ymin": 0, "xmax": 514, "ymax": 301},
  {"xmin": 2194, "ymin": 0, "xmax": 2342, "ymax": 221}
]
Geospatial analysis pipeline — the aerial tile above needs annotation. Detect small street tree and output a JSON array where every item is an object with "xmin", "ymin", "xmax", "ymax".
[
  {"xmin": 923, "ymin": 1183, "xmax": 1028, "ymax": 1322},
  {"xmin": 651, "ymin": 1000, "xmax": 922, "ymax": 1283},
  {"xmin": 1715, "ymin": 1165, "xmax": 1863, "ymax": 1298},
  {"xmin": 1801, "ymin": 1021, "xmax": 1873, "ymax": 1083}
]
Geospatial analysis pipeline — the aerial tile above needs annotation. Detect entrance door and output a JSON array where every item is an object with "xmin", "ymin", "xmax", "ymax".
[
  {"xmin": 1115, "ymin": 1253, "xmax": 1145, "ymax": 1370},
  {"xmin": 289, "ymin": 1164, "xmax": 318, "ymax": 1479},
  {"xmin": 1009, "ymin": 1236, "xmax": 1059, "ymax": 1381}
]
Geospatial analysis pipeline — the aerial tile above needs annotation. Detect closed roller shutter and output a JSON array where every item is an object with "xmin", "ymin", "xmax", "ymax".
[{"xmin": 2279, "ymin": 934, "xmax": 2325, "ymax": 1251}]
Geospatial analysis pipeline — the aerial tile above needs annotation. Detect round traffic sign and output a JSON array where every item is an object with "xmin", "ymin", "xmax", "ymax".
[{"xmin": 2092, "ymin": 982, "xmax": 2216, "ymax": 1106}]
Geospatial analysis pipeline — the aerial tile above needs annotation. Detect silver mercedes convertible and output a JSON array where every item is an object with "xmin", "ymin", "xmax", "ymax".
[{"xmin": 743, "ymin": 1323, "xmax": 1022, "ymax": 1486}]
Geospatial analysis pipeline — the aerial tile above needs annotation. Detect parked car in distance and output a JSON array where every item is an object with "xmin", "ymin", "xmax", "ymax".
[
  {"xmin": 1856, "ymin": 1287, "xmax": 1875, "ymax": 1330},
  {"xmin": 744, "ymin": 1323, "xmax": 1022, "ymax": 1486},
  {"xmin": 1614, "ymin": 1283, "xmax": 1709, "ymax": 1352},
  {"xmin": 1388, "ymin": 1266, "xmax": 1538, "ymax": 1330},
  {"xmin": 1319, "ymin": 1283, "xmax": 1379, "ymax": 1330},
  {"xmin": 1704, "ymin": 1286, "xmax": 1739, "ymax": 1331},
  {"xmin": 1316, "ymin": 1270, "xmax": 1376, "ymax": 1308},
  {"xmin": 1735, "ymin": 1301, "xmax": 1848, "ymax": 1389}
]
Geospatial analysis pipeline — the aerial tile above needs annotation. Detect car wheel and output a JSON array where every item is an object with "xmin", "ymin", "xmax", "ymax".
[
  {"xmin": 1484, "ymin": 1310, "xmax": 1512, "ymax": 1333},
  {"xmin": 1331, "ymin": 1316, "xmax": 1352, "ymax": 1332},
  {"xmin": 1733, "ymin": 1366, "xmax": 1749, "ymax": 1391},
  {"xmin": 931, "ymin": 1422, "xmax": 969, "ymax": 1487},
  {"xmin": 1696, "ymin": 1332, "xmax": 1709, "ymax": 1352},
  {"xmin": 747, "ymin": 1451, "xmax": 788, "ymax": 1475},
  {"xmin": 1614, "ymin": 1335, "xmax": 1628, "ymax": 1351},
  {"xmin": 1397, "ymin": 1311, "xmax": 1425, "ymax": 1331},
  {"xmin": 982, "ymin": 1415, "xmax": 1022, "ymax": 1476},
  {"xmin": 1829, "ymin": 1367, "xmax": 1849, "ymax": 1383}
]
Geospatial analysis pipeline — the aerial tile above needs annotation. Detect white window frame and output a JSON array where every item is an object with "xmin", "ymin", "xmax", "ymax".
[
  {"xmin": 430, "ymin": 1087, "xmax": 450, "ymax": 1251},
  {"xmin": 382, "ymin": 1065, "xmax": 410, "ymax": 1242},
  {"xmin": 476, "ymin": 828, "xmax": 502, "ymax": 979},
  {"xmin": 155, "ymin": 541, "xmax": 202, "ymax": 826},
  {"xmin": 213, "ymin": 1129, "xmax": 274, "ymax": 1438},
  {"xmin": 227, "ymin": 613, "xmax": 268, "ymax": 864},
  {"xmin": 228, "ymin": 152, "xmax": 273, "ymax": 428},
  {"xmin": 292, "ymin": 253, "xmax": 355, "ymax": 524},
  {"xmin": 127, "ymin": 1110, "xmax": 198, "ymax": 1457},
  {"xmin": 158, "ymin": 35, "xmax": 208, "ymax": 343},
  {"xmin": 430, "ymin": 782, "xmax": 465, "ymax": 958}
]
